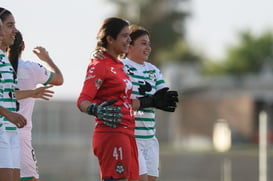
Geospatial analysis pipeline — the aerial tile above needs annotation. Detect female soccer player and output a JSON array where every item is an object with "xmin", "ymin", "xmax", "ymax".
[
  {"xmin": 0, "ymin": 7, "xmax": 26, "ymax": 181},
  {"xmin": 7, "ymin": 31, "xmax": 64, "ymax": 181},
  {"xmin": 77, "ymin": 17, "xmax": 139, "ymax": 181},
  {"xmin": 0, "ymin": 7, "xmax": 54, "ymax": 181}
]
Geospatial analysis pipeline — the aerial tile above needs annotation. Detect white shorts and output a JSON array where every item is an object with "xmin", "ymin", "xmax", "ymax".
[
  {"xmin": 136, "ymin": 136, "xmax": 159, "ymax": 177},
  {"xmin": 0, "ymin": 127, "xmax": 20, "ymax": 168},
  {"xmin": 19, "ymin": 135, "xmax": 39, "ymax": 179}
]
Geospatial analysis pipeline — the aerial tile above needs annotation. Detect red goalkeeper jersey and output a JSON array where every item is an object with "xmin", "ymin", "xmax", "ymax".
[{"xmin": 78, "ymin": 53, "xmax": 135, "ymax": 135}]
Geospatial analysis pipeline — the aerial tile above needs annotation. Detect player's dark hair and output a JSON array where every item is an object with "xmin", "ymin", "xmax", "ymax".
[
  {"xmin": 129, "ymin": 25, "xmax": 150, "ymax": 45},
  {"xmin": 0, "ymin": 7, "xmax": 12, "ymax": 22},
  {"xmin": 7, "ymin": 31, "xmax": 23, "ymax": 73},
  {"xmin": 96, "ymin": 17, "xmax": 129, "ymax": 50}
]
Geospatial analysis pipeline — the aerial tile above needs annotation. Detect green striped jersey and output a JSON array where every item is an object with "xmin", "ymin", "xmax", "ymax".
[
  {"xmin": 0, "ymin": 50, "xmax": 18, "ymax": 131},
  {"xmin": 123, "ymin": 58, "xmax": 166, "ymax": 139}
]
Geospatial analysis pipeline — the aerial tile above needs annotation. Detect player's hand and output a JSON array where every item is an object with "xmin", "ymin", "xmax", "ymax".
[
  {"xmin": 3, "ymin": 109, "xmax": 26, "ymax": 128},
  {"xmin": 32, "ymin": 46, "xmax": 52, "ymax": 63},
  {"xmin": 32, "ymin": 85, "xmax": 55, "ymax": 100},
  {"xmin": 138, "ymin": 87, "xmax": 179, "ymax": 112},
  {"xmin": 87, "ymin": 99, "xmax": 122, "ymax": 128},
  {"xmin": 90, "ymin": 49, "xmax": 105, "ymax": 60},
  {"xmin": 153, "ymin": 88, "xmax": 179, "ymax": 112}
]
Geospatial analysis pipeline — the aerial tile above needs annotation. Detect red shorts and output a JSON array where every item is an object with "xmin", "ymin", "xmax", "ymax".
[{"xmin": 92, "ymin": 131, "xmax": 139, "ymax": 180}]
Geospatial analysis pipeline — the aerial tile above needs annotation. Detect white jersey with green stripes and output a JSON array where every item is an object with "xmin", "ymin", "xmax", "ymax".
[
  {"xmin": 0, "ymin": 50, "xmax": 18, "ymax": 131},
  {"xmin": 122, "ymin": 58, "xmax": 166, "ymax": 139}
]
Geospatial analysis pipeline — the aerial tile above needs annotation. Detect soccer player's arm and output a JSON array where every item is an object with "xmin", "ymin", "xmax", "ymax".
[
  {"xmin": 0, "ymin": 106, "xmax": 27, "ymax": 128},
  {"xmin": 77, "ymin": 61, "xmax": 104, "ymax": 113},
  {"xmin": 15, "ymin": 85, "xmax": 54, "ymax": 100}
]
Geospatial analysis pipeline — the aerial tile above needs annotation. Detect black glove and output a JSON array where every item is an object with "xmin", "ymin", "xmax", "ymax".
[
  {"xmin": 138, "ymin": 87, "xmax": 179, "ymax": 112},
  {"xmin": 87, "ymin": 99, "xmax": 122, "ymax": 128}
]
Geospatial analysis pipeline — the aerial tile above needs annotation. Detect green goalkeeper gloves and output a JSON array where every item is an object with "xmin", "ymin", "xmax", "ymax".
[
  {"xmin": 87, "ymin": 99, "xmax": 122, "ymax": 128},
  {"xmin": 138, "ymin": 87, "xmax": 179, "ymax": 112}
]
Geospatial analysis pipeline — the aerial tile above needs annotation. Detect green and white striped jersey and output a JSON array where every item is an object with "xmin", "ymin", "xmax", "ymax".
[
  {"xmin": 123, "ymin": 58, "xmax": 166, "ymax": 139},
  {"xmin": 0, "ymin": 50, "xmax": 18, "ymax": 131}
]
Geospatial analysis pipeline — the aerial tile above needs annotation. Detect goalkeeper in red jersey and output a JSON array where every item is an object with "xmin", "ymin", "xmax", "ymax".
[{"xmin": 77, "ymin": 17, "xmax": 139, "ymax": 181}]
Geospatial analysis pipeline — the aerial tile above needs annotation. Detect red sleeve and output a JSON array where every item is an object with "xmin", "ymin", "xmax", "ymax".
[{"xmin": 77, "ymin": 60, "xmax": 106, "ymax": 108}]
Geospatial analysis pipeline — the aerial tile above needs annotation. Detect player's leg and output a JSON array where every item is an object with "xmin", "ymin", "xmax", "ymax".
[
  {"xmin": 0, "ymin": 168, "xmax": 13, "ymax": 181},
  {"xmin": 129, "ymin": 136, "xmax": 139, "ymax": 181},
  {"xmin": 11, "ymin": 168, "xmax": 20, "ymax": 181},
  {"xmin": 93, "ymin": 132, "xmax": 133, "ymax": 181},
  {"xmin": 19, "ymin": 136, "xmax": 39, "ymax": 181},
  {"xmin": 101, "ymin": 135, "xmax": 139, "ymax": 181},
  {"xmin": 0, "ymin": 129, "xmax": 13, "ymax": 181},
  {"xmin": 10, "ymin": 132, "xmax": 20, "ymax": 181},
  {"xmin": 136, "ymin": 139, "xmax": 148, "ymax": 181},
  {"xmin": 147, "ymin": 175, "xmax": 157, "ymax": 181},
  {"xmin": 139, "ymin": 174, "xmax": 148, "ymax": 181},
  {"xmin": 0, "ymin": 130, "xmax": 20, "ymax": 181},
  {"xmin": 146, "ymin": 137, "xmax": 159, "ymax": 181}
]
